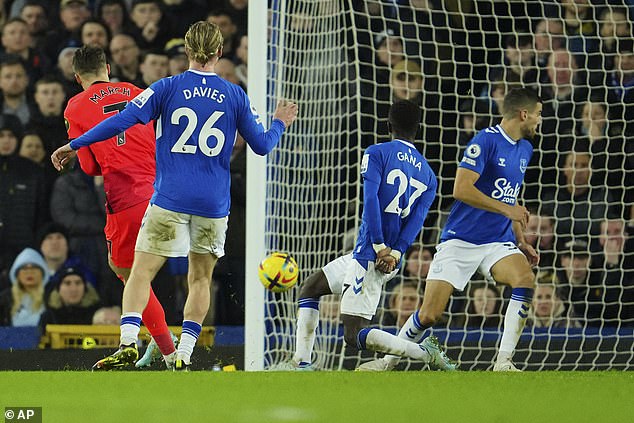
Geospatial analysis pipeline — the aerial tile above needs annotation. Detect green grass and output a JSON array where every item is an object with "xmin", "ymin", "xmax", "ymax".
[{"xmin": 1, "ymin": 372, "xmax": 632, "ymax": 422}]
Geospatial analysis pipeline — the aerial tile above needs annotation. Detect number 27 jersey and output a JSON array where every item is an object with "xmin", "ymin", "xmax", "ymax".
[{"xmin": 354, "ymin": 139, "xmax": 437, "ymax": 261}]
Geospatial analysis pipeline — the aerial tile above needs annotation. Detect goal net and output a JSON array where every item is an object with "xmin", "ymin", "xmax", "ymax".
[{"xmin": 258, "ymin": 0, "xmax": 634, "ymax": 371}]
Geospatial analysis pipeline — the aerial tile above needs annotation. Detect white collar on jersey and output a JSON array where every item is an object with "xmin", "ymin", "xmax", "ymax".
[
  {"xmin": 187, "ymin": 69, "xmax": 217, "ymax": 76},
  {"xmin": 495, "ymin": 124, "xmax": 517, "ymax": 145},
  {"xmin": 394, "ymin": 139, "xmax": 416, "ymax": 149}
]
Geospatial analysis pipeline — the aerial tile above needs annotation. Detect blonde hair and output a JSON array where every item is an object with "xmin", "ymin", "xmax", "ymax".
[
  {"xmin": 184, "ymin": 21, "xmax": 223, "ymax": 65},
  {"xmin": 10, "ymin": 282, "xmax": 44, "ymax": 316}
]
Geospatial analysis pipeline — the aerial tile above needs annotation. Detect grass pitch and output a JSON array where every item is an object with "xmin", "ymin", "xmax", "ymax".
[{"xmin": 1, "ymin": 371, "xmax": 632, "ymax": 422}]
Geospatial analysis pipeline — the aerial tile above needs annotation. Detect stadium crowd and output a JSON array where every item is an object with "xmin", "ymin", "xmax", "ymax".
[
  {"xmin": 0, "ymin": 0, "xmax": 632, "ymax": 337},
  {"xmin": 353, "ymin": 0, "xmax": 634, "ymax": 332}
]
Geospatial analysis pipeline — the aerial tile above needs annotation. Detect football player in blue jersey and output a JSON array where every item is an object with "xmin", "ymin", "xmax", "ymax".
[
  {"xmin": 360, "ymin": 88, "xmax": 542, "ymax": 372},
  {"xmin": 51, "ymin": 21, "xmax": 298, "ymax": 371},
  {"xmin": 283, "ymin": 100, "xmax": 455, "ymax": 371}
]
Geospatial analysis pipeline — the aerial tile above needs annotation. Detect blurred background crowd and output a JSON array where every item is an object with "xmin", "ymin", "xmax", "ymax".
[{"xmin": 0, "ymin": 0, "xmax": 632, "ymax": 336}]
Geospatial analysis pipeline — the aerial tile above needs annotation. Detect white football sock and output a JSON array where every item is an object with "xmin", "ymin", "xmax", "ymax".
[
  {"xmin": 364, "ymin": 329, "xmax": 431, "ymax": 362},
  {"xmin": 498, "ymin": 288, "xmax": 533, "ymax": 361},
  {"xmin": 383, "ymin": 312, "xmax": 427, "ymax": 367},
  {"xmin": 293, "ymin": 306, "xmax": 319, "ymax": 364},
  {"xmin": 120, "ymin": 312, "xmax": 142, "ymax": 346}
]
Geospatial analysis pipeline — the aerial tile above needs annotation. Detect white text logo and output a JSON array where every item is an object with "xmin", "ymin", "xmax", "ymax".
[{"xmin": 491, "ymin": 178, "xmax": 520, "ymax": 204}]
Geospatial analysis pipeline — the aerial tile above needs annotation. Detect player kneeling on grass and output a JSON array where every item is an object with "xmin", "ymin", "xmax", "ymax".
[{"xmin": 285, "ymin": 100, "xmax": 456, "ymax": 371}]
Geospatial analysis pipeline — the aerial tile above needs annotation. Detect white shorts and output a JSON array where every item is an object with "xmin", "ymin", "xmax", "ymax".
[
  {"xmin": 322, "ymin": 253, "xmax": 352, "ymax": 294},
  {"xmin": 135, "ymin": 204, "xmax": 228, "ymax": 258},
  {"xmin": 339, "ymin": 257, "xmax": 399, "ymax": 320},
  {"xmin": 426, "ymin": 239, "xmax": 522, "ymax": 291}
]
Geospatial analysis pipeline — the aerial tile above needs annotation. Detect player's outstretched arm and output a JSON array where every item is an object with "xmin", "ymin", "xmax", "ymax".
[
  {"xmin": 454, "ymin": 168, "xmax": 529, "ymax": 225},
  {"xmin": 239, "ymin": 98, "xmax": 298, "ymax": 155}
]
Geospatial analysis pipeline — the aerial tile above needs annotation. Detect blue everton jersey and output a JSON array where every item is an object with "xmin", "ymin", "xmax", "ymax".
[
  {"xmin": 353, "ymin": 139, "xmax": 437, "ymax": 261},
  {"xmin": 70, "ymin": 69, "xmax": 285, "ymax": 218},
  {"xmin": 441, "ymin": 125, "xmax": 533, "ymax": 244},
  {"xmin": 131, "ymin": 70, "xmax": 285, "ymax": 217}
]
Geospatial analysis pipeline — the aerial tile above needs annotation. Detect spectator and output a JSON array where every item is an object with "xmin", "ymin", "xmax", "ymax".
[
  {"xmin": 539, "ymin": 48, "xmax": 585, "ymax": 150},
  {"xmin": 79, "ymin": 19, "xmax": 111, "ymax": 51},
  {"xmin": 396, "ymin": 0, "xmax": 448, "ymax": 77},
  {"xmin": 9, "ymin": 1, "xmax": 55, "ymax": 19},
  {"xmin": 391, "ymin": 60, "xmax": 423, "ymax": 104},
  {"xmin": 124, "ymin": 0, "xmax": 172, "ymax": 51},
  {"xmin": 578, "ymin": 97, "xmax": 633, "ymax": 220},
  {"xmin": 20, "ymin": 0, "xmax": 49, "ymax": 51},
  {"xmin": 163, "ymin": 0, "xmax": 208, "ymax": 37},
  {"xmin": 53, "ymin": 47, "xmax": 81, "ymax": 99},
  {"xmin": 558, "ymin": 0, "xmax": 600, "ymax": 69},
  {"xmin": 592, "ymin": 219, "xmax": 634, "ymax": 325},
  {"xmin": 390, "ymin": 60, "xmax": 441, "ymax": 153},
  {"xmin": 164, "ymin": 38, "xmax": 187, "ymax": 76},
  {"xmin": 533, "ymin": 17, "xmax": 565, "ymax": 70},
  {"xmin": 19, "ymin": 1, "xmax": 49, "ymax": 51},
  {"xmin": 109, "ymin": 33, "xmax": 140, "ymax": 82},
  {"xmin": 18, "ymin": 131, "xmax": 46, "ymax": 165},
  {"xmin": 358, "ymin": 28, "xmax": 404, "ymax": 147},
  {"xmin": 28, "ymin": 75, "xmax": 68, "ymax": 156},
  {"xmin": 225, "ymin": 0, "xmax": 248, "ymax": 36},
  {"xmin": 402, "ymin": 244, "xmax": 433, "ymax": 281},
  {"xmin": 527, "ymin": 271, "xmax": 581, "ymax": 328},
  {"xmin": 49, "ymin": 161, "xmax": 109, "ymax": 289},
  {"xmin": 454, "ymin": 283, "xmax": 502, "ymax": 328},
  {"xmin": 92, "ymin": 305, "xmax": 121, "ymax": 325},
  {"xmin": 18, "ymin": 130, "xmax": 58, "ymax": 183},
  {"xmin": 381, "ymin": 281, "xmax": 421, "ymax": 328},
  {"xmin": 598, "ymin": 6, "xmax": 632, "ymax": 73},
  {"xmin": 597, "ymin": 219, "xmax": 632, "ymax": 270},
  {"xmin": 607, "ymin": 39, "xmax": 634, "ymax": 138},
  {"xmin": 0, "ymin": 56, "xmax": 33, "ymax": 125},
  {"xmin": 456, "ymin": 97, "xmax": 493, "ymax": 147},
  {"xmin": 36, "ymin": 222, "xmax": 97, "ymax": 290},
  {"xmin": 39, "ymin": 266, "xmax": 101, "ymax": 330},
  {"xmin": 0, "ymin": 247, "xmax": 50, "ymax": 326},
  {"xmin": 135, "ymin": 49, "xmax": 169, "ymax": 89},
  {"xmin": 0, "ymin": 115, "xmax": 49, "ymax": 272},
  {"xmin": 0, "ymin": 17, "xmax": 50, "ymax": 87},
  {"xmin": 543, "ymin": 148, "xmax": 614, "ymax": 248},
  {"xmin": 43, "ymin": 0, "xmax": 91, "ymax": 64},
  {"xmin": 478, "ymin": 78, "xmax": 521, "ymax": 122},
  {"xmin": 486, "ymin": 34, "xmax": 538, "ymax": 90},
  {"xmin": 96, "ymin": 0, "xmax": 130, "ymax": 37},
  {"xmin": 207, "ymin": 9, "xmax": 239, "ymax": 61},
  {"xmin": 556, "ymin": 238, "xmax": 601, "ymax": 325}
]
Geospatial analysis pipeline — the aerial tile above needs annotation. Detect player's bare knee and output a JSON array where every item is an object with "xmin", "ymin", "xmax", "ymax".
[
  {"xmin": 512, "ymin": 270, "xmax": 535, "ymax": 288},
  {"xmin": 190, "ymin": 277, "xmax": 211, "ymax": 288},
  {"xmin": 418, "ymin": 309, "xmax": 440, "ymax": 326}
]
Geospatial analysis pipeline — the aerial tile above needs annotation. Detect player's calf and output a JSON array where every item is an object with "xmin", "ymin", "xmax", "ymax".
[{"xmin": 341, "ymin": 314, "xmax": 368, "ymax": 347}]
